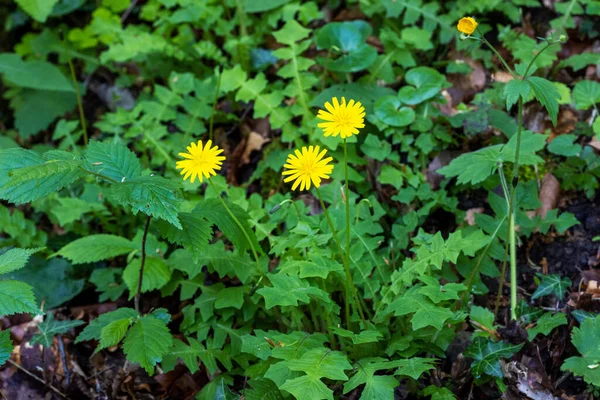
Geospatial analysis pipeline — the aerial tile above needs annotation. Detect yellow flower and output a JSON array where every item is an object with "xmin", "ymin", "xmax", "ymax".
[
  {"xmin": 282, "ymin": 146, "xmax": 334, "ymax": 191},
  {"xmin": 317, "ymin": 97, "xmax": 365, "ymax": 139},
  {"xmin": 176, "ymin": 140, "xmax": 225, "ymax": 183},
  {"xmin": 457, "ymin": 17, "xmax": 478, "ymax": 35}
]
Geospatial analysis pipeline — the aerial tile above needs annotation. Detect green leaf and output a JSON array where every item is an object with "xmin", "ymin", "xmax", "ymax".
[
  {"xmin": 401, "ymin": 26, "xmax": 433, "ymax": 50},
  {"xmin": 418, "ymin": 276, "xmax": 466, "ymax": 303},
  {"xmin": 561, "ymin": 316, "xmax": 600, "ymax": 386},
  {"xmin": 465, "ymin": 337, "xmax": 523, "ymax": 378},
  {"xmin": 0, "ymin": 148, "xmax": 83, "ymax": 204},
  {"xmin": 76, "ymin": 308, "xmax": 138, "ymax": 343},
  {"xmin": 194, "ymin": 198, "xmax": 260, "ymax": 255},
  {"xmin": 215, "ymin": 286, "xmax": 246, "ymax": 309},
  {"xmin": 0, "ymin": 280, "xmax": 38, "ymax": 317},
  {"xmin": 531, "ymin": 273, "xmax": 571, "ymax": 300},
  {"xmin": 98, "ymin": 318, "xmax": 132, "ymax": 351},
  {"xmin": 83, "ymin": 141, "xmax": 142, "ymax": 183},
  {"xmin": 374, "ymin": 96, "xmax": 415, "ymax": 127},
  {"xmin": 245, "ymin": 378, "xmax": 284, "ymax": 400},
  {"xmin": 281, "ymin": 348, "xmax": 352, "ymax": 400},
  {"xmin": 0, "ymin": 53, "xmax": 72, "ymax": 90},
  {"xmin": 316, "ymin": 21, "xmax": 377, "ymax": 73},
  {"xmin": 56, "ymin": 234, "xmax": 136, "ymax": 264},
  {"xmin": 572, "ymin": 80, "xmax": 600, "ymax": 110},
  {"xmin": 123, "ymin": 257, "xmax": 171, "ymax": 296},
  {"xmin": 527, "ymin": 312, "xmax": 567, "ymax": 341},
  {"xmin": 163, "ymin": 337, "xmax": 218, "ymax": 374},
  {"xmin": 378, "ymin": 165, "xmax": 403, "ymax": 189},
  {"xmin": 343, "ymin": 358, "xmax": 400, "ymax": 400},
  {"xmin": 386, "ymin": 291, "xmax": 454, "ymax": 331},
  {"xmin": 50, "ymin": 197, "xmax": 105, "ymax": 226},
  {"xmin": 0, "ymin": 248, "xmax": 43, "ymax": 275},
  {"xmin": 503, "ymin": 79, "xmax": 530, "ymax": 110},
  {"xmin": 528, "ymin": 76, "xmax": 560, "ymax": 126},
  {"xmin": 30, "ymin": 313, "xmax": 84, "ymax": 348},
  {"xmin": 273, "ymin": 20, "xmax": 311, "ymax": 46},
  {"xmin": 243, "ymin": 0, "xmax": 290, "ymax": 13},
  {"xmin": 0, "ymin": 330, "xmax": 12, "ymax": 366},
  {"xmin": 470, "ymin": 305, "xmax": 495, "ymax": 331},
  {"xmin": 257, "ymin": 274, "xmax": 330, "ymax": 309},
  {"xmin": 123, "ymin": 315, "xmax": 172, "ymax": 375},
  {"xmin": 109, "ymin": 176, "xmax": 183, "ymax": 228},
  {"xmin": 311, "ymin": 83, "xmax": 395, "ymax": 115},
  {"xmin": 398, "ymin": 67, "xmax": 446, "ymax": 105},
  {"xmin": 548, "ymin": 134, "xmax": 581, "ymax": 157},
  {"xmin": 13, "ymin": 89, "xmax": 77, "ymax": 136},
  {"xmin": 422, "ymin": 386, "xmax": 457, "ymax": 400},
  {"xmin": 158, "ymin": 212, "xmax": 213, "ymax": 263},
  {"xmin": 334, "ymin": 328, "xmax": 383, "ymax": 345},
  {"xmin": 362, "ymin": 134, "xmax": 392, "ymax": 161},
  {"xmin": 396, "ymin": 357, "xmax": 437, "ymax": 379}
]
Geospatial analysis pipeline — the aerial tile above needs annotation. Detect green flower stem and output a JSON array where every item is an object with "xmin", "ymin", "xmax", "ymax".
[
  {"xmin": 209, "ymin": 179, "xmax": 262, "ymax": 277},
  {"xmin": 66, "ymin": 56, "xmax": 88, "ymax": 146},
  {"xmin": 209, "ymin": 68, "xmax": 222, "ymax": 141},
  {"xmin": 523, "ymin": 41, "xmax": 560, "ymax": 78},
  {"xmin": 134, "ymin": 215, "xmax": 152, "ymax": 313},
  {"xmin": 476, "ymin": 33, "xmax": 515, "ymax": 78},
  {"xmin": 314, "ymin": 186, "xmax": 351, "ymax": 326},
  {"xmin": 343, "ymin": 140, "xmax": 367, "ymax": 325}
]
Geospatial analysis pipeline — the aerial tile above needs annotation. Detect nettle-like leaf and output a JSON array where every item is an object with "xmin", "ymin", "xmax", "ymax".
[
  {"xmin": 123, "ymin": 257, "xmax": 172, "ymax": 297},
  {"xmin": 528, "ymin": 76, "xmax": 560, "ymax": 126},
  {"xmin": 0, "ymin": 148, "xmax": 84, "ymax": 204},
  {"xmin": 257, "ymin": 273, "xmax": 331, "ymax": 309},
  {"xmin": 162, "ymin": 337, "xmax": 218, "ymax": 375},
  {"xmin": 527, "ymin": 312, "xmax": 567, "ymax": 341},
  {"xmin": 83, "ymin": 141, "xmax": 142, "ymax": 183},
  {"xmin": 123, "ymin": 315, "xmax": 172, "ymax": 374},
  {"xmin": 109, "ymin": 176, "xmax": 183, "ymax": 228},
  {"xmin": 0, "ymin": 280, "xmax": 38, "ymax": 317},
  {"xmin": 30, "ymin": 313, "xmax": 84, "ymax": 348},
  {"xmin": 439, "ymin": 131, "xmax": 547, "ymax": 185},
  {"xmin": 561, "ymin": 316, "xmax": 600, "ymax": 386},
  {"xmin": 0, "ymin": 330, "xmax": 12, "ymax": 366},
  {"xmin": 465, "ymin": 337, "xmax": 523, "ymax": 379},
  {"xmin": 194, "ymin": 198, "xmax": 261, "ymax": 255},
  {"xmin": 572, "ymin": 80, "xmax": 600, "ymax": 110},
  {"xmin": 280, "ymin": 348, "xmax": 352, "ymax": 400},
  {"xmin": 503, "ymin": 79, "xmax": 530, "ymax": 110},
  {"xmin": 98, "ymin": 318, "xmax": 133, "ymax": 351},
  {"xmin": 157, "ymin": 211, "xmax": 213, "ymax": 263},
  {"xmin": 76, "ymin": 308, "xmax": 139, "ymax": 344},
  {"xmin": 56, "ymin": 234, "xmax": 137, "ymax": 264},
  {"xmin": 0, "ymin": 247, "xmax": 43, "ymax": 275},
  {"xmin": 531, "ymin": 273, "xmax": 571, "ymax": 300}
]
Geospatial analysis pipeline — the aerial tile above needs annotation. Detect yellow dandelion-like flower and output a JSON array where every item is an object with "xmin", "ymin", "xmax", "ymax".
[
  {"xmin": 457, "ymin": 17, "xmax": 478, "ymax": 35},
  {"xmin": 282, "ymin": 146, "xmax": 334, "ymax": 191},
  {"xmin": 317, "ymin": 96, "xmax": 365, "ymax": 139},
  {"xmin": 176, "ymin": 140, "xmax": 225, "ymax": 183}
]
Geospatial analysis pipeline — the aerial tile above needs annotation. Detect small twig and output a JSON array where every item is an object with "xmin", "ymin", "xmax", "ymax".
[
  {"xmin": 134, "ymin": 215, "xmax": 152, "ymax": 313},
  {"xmin": 57, "ymin": 335, "xmax": 70, "ymax": 386},
  {"xmin": 7, "ymin": 359, "xmax": 70, "ymax": 400},
  {"xmin": 120, "ymin": 0, "xmax": 139, "ymax": 23}
]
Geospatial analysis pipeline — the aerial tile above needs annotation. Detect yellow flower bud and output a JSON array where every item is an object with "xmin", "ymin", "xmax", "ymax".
[{"xmin": 457, "ymin": 17, "xmax": 478, "ymax": 36}]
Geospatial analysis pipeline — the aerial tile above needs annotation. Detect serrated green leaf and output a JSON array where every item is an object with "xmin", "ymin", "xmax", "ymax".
[
  {"xmin": 395, "ymin": 357, "xmax": 437, "ymax": 379},
  {"xmin": 257, "ymin": 274, "xmax": 330, "ymax": 309},
  {"xmin": 123, "ymin": 257, "xmax": 171, "ymax": 296},
  {"xmin": 386, "ymin": 291, "xmax": 454, "ymax": 331},
  {"xmin": 50, "ymin": 197, "xmax": 105, "ymax": 226},
  {"xmin": 56, "ymin": 234, "xmax": 137, "ymax": 264},
  {"xmin": 84, "ymin": 141, "xmax": 142, "ymax": 183},
  {"xmin": 561, "ymin": 316, "xmax": 600, "ymax": 386},
  {"xmin": 531, "ymin": 273, "xmax": 571, "ymax": 300},
  {"xmin": 0, "ymin": 148, "xmax": 83, "ymax": 204},
  {"xmin": 418, "ymin": 276, "xmax": 466, "ymax": 303},
  {"xmin": 158, "ymin": 212, "xmax": 213, "ymax": 263},
  {"xmin": 76, "ymin": 308, "xmax": 138, "ymax": 343},
  {"xmin": 194, "ymin": 198, "xmax": 260, "ymax": 255},
  {"xmin": 109, "ymin": 176, "xmax": 183, "ymax": 228},
  {"xmin": 0, "ymin": 280, "xmax": 38, "ymax": 317},
  {"xmin": 503, "ymin": 79, "xmax": 530, "ymax": 110},
  {"xmin": 215, "ymin": 286, "xmax": 246, "ymax": 309},
  {"xmin": 465, "ymin": 337, "xmax": 523, "ymax": 378},
  {"xmin": 0, "ymin": 52, "xmax": 72, "ymax": 90},
  {"xmin": 98, "ymin": 318, "xmax": 132, "ymax": 351},
  {"xmin": 30, "ymin": 313, "xmax": 84, "ymax": 348},
  {"xmin": 527, "ymin": 312, "xmax": 567, "ymax": 341},
  {"xmin": 573, "ymin": 80, "xmax": 600, "ymax": 110},
  {"xmin": 245, "ymin": 378, "xmax": 284, "ymax": 400},
  {"xmin": 123, "ymin": 315, "xmax": 172, "ymax": 375},
  {"xmin": 0, "ymin": 330, "xmax": 13, "ymax": 366},
  {"xmin": 163, "ymin": 337, "xmax": 218, "ymax": 374},
  {"xmin": 528, "ymin": 76, "xmax": 560, "ymax": 126},
  {"xmin": 0, "ymin": 248, "xmax": 43, "ymax": 275}
]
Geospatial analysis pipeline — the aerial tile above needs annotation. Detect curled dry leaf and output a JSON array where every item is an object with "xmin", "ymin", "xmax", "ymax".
[
  {"xmin": 241, "ymin": 131, "xmax": 270, "ymax": 165},
  {"xmin": 465, "ymin": 207, "xmax": 485, "ymax": 226},
  {"xmin": 536, "ymin": 173, "xmax": 560, "ymax": 219}
]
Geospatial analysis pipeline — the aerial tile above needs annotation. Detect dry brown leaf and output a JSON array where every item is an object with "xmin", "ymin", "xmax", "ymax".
[
  {"xmin": 465, "ymin": 207, "xmax": 485, "ymax": 226},
  {"xmin": 536, "ymin": 173, "xmax": 560, "ymax": 219},
  {"xmin": 241, "ymin": 131, "xmax": 270, "ymax": 165},
  {"xmin": 589, "ymin": 136, "xmax": 600, "ymax": 151},
  {"xmin": 493, "ymin": 71, "xmax": 514, "ymax": 83}
]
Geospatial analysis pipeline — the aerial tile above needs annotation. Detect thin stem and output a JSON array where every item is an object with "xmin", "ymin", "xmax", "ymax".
[
  {"xmin": 209, "ymin": 68, "xmax": 222, "ymax": 141},
  {"xmin": 134, "ymin": 215, "xmax": 152, "ymax": 313},
  {"xmin": 523, "ymin": 41, "xmax": 560, "ymax": 78},
  {"xmin": 7, "ymin": 359, "xmax": 70, "ymax": 400},
  {"xmin": 343, "ymin": 140, "xmax": 367, "ymax": 325},
  {"xmin": 477, "ymin": 34, "xmax": 515, "ymax": 78},
  {"xmin": 66, "ymin": 57, "xmax": 88, "ymax": 146},
  {"xmin": 79, "ymin": 167, "xmax": 119, "ymax": 184},
  {"xmin": 209, "ymin": 180, "xmax": 262, "ymax": 276}
]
